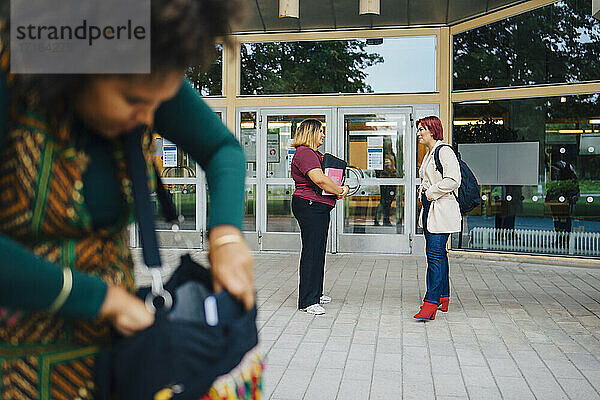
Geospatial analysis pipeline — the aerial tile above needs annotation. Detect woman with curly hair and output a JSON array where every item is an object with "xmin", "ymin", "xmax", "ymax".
[{"xmin": 0, "ymin": 1, "xmax": 256, "ymax": 398}]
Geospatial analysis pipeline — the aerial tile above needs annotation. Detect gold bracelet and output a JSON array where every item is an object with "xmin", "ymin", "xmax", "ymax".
[
  {"xmin": 209, "ymin": 234, "xmax": 244, "ymax": 253},
  {"xmin": 48, "ymin": 267, "xmax": 73, "ymax": 313}
]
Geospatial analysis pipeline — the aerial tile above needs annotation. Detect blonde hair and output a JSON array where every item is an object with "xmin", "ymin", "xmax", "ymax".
[{"xmin": 292, "ymin": 119, "xmax": 323, "ymax": 150}]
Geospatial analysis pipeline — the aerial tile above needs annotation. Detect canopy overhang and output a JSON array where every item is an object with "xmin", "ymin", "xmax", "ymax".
[{"xmin": 233, "ymin": 0, "xmax": 530, "ymax": 33}]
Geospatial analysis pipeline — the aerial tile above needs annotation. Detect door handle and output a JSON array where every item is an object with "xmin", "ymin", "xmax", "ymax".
[{"xmin": 345, "ymin": 166, "xmax": 363, "ymax": 196}]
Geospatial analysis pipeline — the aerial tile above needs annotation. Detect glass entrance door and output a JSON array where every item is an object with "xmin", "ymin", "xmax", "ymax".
[
  {"xmin": 258, "ymin": 109, "xmax": 333, "ymax": 251},
  {"xmin": 336, "ymin": 108, "xmax": 414, "ymax": 254}
]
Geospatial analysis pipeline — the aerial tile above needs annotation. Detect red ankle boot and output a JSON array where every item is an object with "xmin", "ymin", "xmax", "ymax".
[
  {"xmin": 439, "ymin": 297, "xmax": 449, "ymax": 312},
  {"xmin": 414, "ymin": 302, "xmax": 438, "ymax": 320}
]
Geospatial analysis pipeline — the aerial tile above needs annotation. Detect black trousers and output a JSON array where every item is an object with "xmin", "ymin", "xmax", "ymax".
[{"xmin": 292, "ymin": 196, "xmax": 333, "ymax": 309}]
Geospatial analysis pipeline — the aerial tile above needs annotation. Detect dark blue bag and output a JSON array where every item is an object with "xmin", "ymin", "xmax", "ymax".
[
  {"xmin": 433, "ymin": 144, "xmax": 481, "ymax": 215},
  {"xmin": 107, "ymin": 129, "xmax": 262, "ymax": 400}
]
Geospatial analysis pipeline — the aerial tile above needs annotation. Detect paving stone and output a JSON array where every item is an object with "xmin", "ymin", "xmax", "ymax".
[
  {"xmin": 495, "ymin": 376, "xmax": 536, "ymax": 400},
  {"xmin": 433, "ymin": 373, "xmax": 468, "ymax": 397},
  {"xmin": 557, "ymin": 378, "xmax": 600, "ymax": 400},
  {"xmin": 304, "ymin": 368, "xmax": 343, "ymax": 400},
  {"xmin": 139, "ymin": 251, "xmax": 600, "ymax": 400}
]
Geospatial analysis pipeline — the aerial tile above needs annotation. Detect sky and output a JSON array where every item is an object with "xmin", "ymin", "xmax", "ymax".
[{"xmin": 363, "ymin": 36, "xmax": 436, "ymax": 93}]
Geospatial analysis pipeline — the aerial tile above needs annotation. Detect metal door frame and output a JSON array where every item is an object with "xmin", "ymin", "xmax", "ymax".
[
  {"xmin": 335, "ymin": 106, "xmax": 415, "ymax": 254},
  {"xmin": 257, "ymin": 107, "xmax": 335, "ymax": 251},
  {"xmin": 130, "ymin": 108, "xmax": 226, "ymax": 249}
]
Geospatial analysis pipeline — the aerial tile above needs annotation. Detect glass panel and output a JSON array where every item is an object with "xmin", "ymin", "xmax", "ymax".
[
  {"xmin": 186, "ymin": 44, "xmax": 223, "ymax": 96},
  {"xmin": 152, "ymin": 184, "xmax": 196, "ymax": 231},
  {"xmin": 267, "ymin": 115, "xmax": 326, "ymax": 179},
  {"xmin": 243, "ymin": 185, "xmax": 256, "ymax": 232},
  {"xmin": 152, "ymin": 135, "xmax": 196, "ymax": 178},
  {"xmin": 453, "ymin": 0, "xmax": 600, "ymax": 90},
  {"xmin": 344, "ymin": 185, "xmax": 405, "ymax": 234},
  {"xmin": 241, "ymin": 37, "xmax": 436, "ymax": 95},
  {"xmin": 267, "ymin": 184, "xmax": 299, "ymax": 232},
  {"xmin": 416, "ymin": 187, "xmax": 423, "ymax": 235},
  {"xmin": 452, "ymin": 93, "xmax": 600, "ymax": 257},
  {"xmin": 240, "ymin": 112, "xmax": 257, "ymax": 179},
  {"xmin": 344, "ymin": 114, "xmax": 405, "ymax": 179}
]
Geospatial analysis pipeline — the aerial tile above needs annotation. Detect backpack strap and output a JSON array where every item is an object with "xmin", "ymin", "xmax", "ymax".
[
  {"xmin": 433, "ymin": 144, "xmax": 452, "ymax": 176},
  {"xmin": 433, "ymin": 144, "xmax": 459, "ymax": 200}
]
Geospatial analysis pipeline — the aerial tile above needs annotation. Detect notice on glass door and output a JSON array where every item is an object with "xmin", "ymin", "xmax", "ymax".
[
  {"xmin": 367, "ymin": 136, "xmax": 384, "ymax": 170},
  {"xmin": 162, "ymin": 139, "xmax": 178, "ymax": 167}
]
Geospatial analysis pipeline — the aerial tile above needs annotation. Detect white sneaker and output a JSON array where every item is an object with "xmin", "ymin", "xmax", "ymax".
[
  {"xmin": 319, "ymin": 295, "xmax": 331, "ymax": 304},
  {"xmin": 303, "ymin": 304, "xmax": 325, "ymax": 315}
]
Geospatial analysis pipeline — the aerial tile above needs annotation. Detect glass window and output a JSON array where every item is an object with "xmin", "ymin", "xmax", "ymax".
[
  {"xmin": 244, "ymin": 185, "xmax": 256, "ymax": 232},
  {"xmin": 267, "ymin": 115, "xmax": 326, "ymax": 179},
  {"xmin": 153, "ymin": 133, "xmax": 197, "ymax": 178},
  {"xmin": 453, "ymin": 0, "xmax": 600, "ymax": 90},
  {"xmin": 344, "ymin": 185, "xmax": 405, "ymax": 234},
  {"xmin": 241, "ymin": 36, "xmax": 436, "ymax": 95},
  {"xmin": 240, "ymin": 112, "xmax": 257, "ymax": 179},
  {"xmin": 267, "ymin": 184, "xmax": 299, "ymax": 232},
  {"xmin": 152, "ymin": 185, "xmax": 196, "ymax": 231},
  {"xmin": 186, "ymin": 44, "xmax": 223, "ymax": 96},
  {"xmin": 344, "ymin": 114, "xmax": 405, "ymax": 179},
  {"xmin": 452, "ymin": 94, "xmax": 600, "ymax": 257}
]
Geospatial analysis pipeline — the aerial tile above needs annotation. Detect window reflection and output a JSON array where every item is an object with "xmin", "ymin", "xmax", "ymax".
[
  {"xmin": 453, "ymin": 0, "xmax": 600, "ymax": 90},
  {"xmin": 241, "ymin": 37, "xmax": 436, "ymax": 95},
  {"xmin": 452, "ymin": 94, "xmax": 600, "ymax": 256},
  {"xmin": 267, "ymin": 115, "xmax": 326, "ymax": 179},
  {"xmin": 267, "ymin": 185, "xmax": 299, "ymax": 232},
  {"xmin": 240, "ymin": 112, "xmax": 257, "ymax": 179},
  {"xmin": 152, "ymin": 185, "xmax": 196, "ymax": 231},
  {"xmin": 186, "ymin": 44, "xmax": 223, "ymax": 96},
  {"xmin": 344, "ymin": 185, "xmax": 405, "ymax": 234}
]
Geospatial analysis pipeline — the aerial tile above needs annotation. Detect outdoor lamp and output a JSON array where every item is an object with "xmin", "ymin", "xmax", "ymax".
[
  {"xmin": 279, "ymin": 0, "xmax": 299, "ymax": 18},
  {"xmin": 594, "ymin": 0, "xmax": 600, "ymax": 20},
  {"xmin": 359, "ymin": 0, "xmax": 380, "ymax": 15}
]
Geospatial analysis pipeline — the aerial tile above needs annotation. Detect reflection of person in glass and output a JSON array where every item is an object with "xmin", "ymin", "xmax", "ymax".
[
  {"xmin": 547, "ymin": 148, "xmax": 579, "ymax": 232},
  {"xmin": 374, "ymin": 137, "xmax": 397, "ymax": 225},
  {"xmin": 0, "ymin": 2, "xmax": 256, "ymax": 397},
  {"xmin": 291, "ymin": 120, "xmax": 349, "ymax": 315},
  {"xmin": 415, "ymin": 116, "xmax": 461, "ymax": 321}
]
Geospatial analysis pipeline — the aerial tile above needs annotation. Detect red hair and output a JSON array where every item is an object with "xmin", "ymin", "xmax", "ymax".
[{"xmin": 416, "ymin": 116, "xmax": 443, "ymax": 140}]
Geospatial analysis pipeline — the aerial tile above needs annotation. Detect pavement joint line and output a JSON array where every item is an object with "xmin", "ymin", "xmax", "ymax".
[
  {"xmin": 466, "ymin": 262, "xmax": 535, "ymax": 399},
  {"xmin": 489, "ymin": 263, "xmax": 574, "ymax": 399},
  {"xmin": 132, "ymin": 250, "xmax": 600, "ymax": 400},
  {"xmin": 521, "ymin": 267, "xmax": 600, "ymax": 396}
]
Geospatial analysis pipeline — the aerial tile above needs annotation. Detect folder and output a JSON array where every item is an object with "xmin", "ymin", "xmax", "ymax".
[{"xmin": 319, "ymin": 153, "xmax": 347, "ymax": 196}]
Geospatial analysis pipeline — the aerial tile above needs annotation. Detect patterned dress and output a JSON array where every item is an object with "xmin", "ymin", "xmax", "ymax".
[{"xmin": 0, "ymin": 30, "xmax": 156, "ymax": 399}]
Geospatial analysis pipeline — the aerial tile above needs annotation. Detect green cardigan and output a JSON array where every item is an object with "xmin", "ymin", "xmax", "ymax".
[{"xmin": 0, "ymin": 77, "xmax": 246, "ymax": 319}]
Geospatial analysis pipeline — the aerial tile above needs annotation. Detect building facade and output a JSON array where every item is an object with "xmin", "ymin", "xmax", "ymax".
[{"xmin": 142, "ymin": 0, "xmax": 600, "ymax": 259}]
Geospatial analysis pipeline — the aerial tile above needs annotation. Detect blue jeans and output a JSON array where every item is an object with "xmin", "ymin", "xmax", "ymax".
[{"xmin": 422, "ymin": 195, "xmax": 450, "ymax": 305}]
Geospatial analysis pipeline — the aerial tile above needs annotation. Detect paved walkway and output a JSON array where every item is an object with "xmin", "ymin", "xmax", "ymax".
[{"xmin": 134, "ymin": 251, "xmax": 600, "ymax": 399}]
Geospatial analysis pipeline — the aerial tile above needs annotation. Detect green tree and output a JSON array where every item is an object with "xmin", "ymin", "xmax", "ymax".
[
  {"xmin": 240, "ymin": 40, "xmax": 383, "ymax": 95},
  {"xmin": 453, "ymin": 0, "xmax": 600, "ymax": 90},
  {"xmin": 185, "ymin": 45, "xmax": 223, "ymax": 96}
]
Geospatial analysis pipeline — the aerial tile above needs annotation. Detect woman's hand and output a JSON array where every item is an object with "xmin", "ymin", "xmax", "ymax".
[
  {"xmin": 208, "ymin": 225, "xmax": 255, "ymax": 310},
  {"xmin": 99, "ymin": 285, "xmax": 155, "ymax": 337},
  {"xmin": 337, "ymin": 185, "xmax": 349, "ymax": 200}
]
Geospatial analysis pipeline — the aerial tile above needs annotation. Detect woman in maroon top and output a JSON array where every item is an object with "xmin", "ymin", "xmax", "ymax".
[{"xmin": 291, "ymin": 119, "xmax": 349, "ymax": 315}]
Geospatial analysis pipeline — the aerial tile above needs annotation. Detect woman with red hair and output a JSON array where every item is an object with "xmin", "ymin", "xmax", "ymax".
[{"xmin": 414, "ymin": 116, "xmax": 461, "ymax": 320}]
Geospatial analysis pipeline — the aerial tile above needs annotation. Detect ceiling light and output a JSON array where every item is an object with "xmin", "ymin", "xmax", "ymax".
[
  {"xmin": 560, "ymin": 97, "xmax": 567, "ymax": 103},
  {"xmin": 359, "ymin": 0, "xmax": 380, "ymax": 15},
  {"xmin": 590, "ymin": 119, "xmax": 600, "ymax": 124},
  {"xmin": 279, "ymin": 0, "xmax": 299, "ymax": 18}
]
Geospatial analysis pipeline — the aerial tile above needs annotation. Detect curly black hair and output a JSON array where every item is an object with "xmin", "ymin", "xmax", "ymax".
[{"xmin": 1, "ymin": 0, "xmax": 246, "ymax": 108}]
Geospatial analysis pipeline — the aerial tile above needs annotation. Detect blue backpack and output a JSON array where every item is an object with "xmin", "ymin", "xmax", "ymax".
[{"xmin": 433, "ymin": 144, "xmax": 481, "ymax": 215}]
